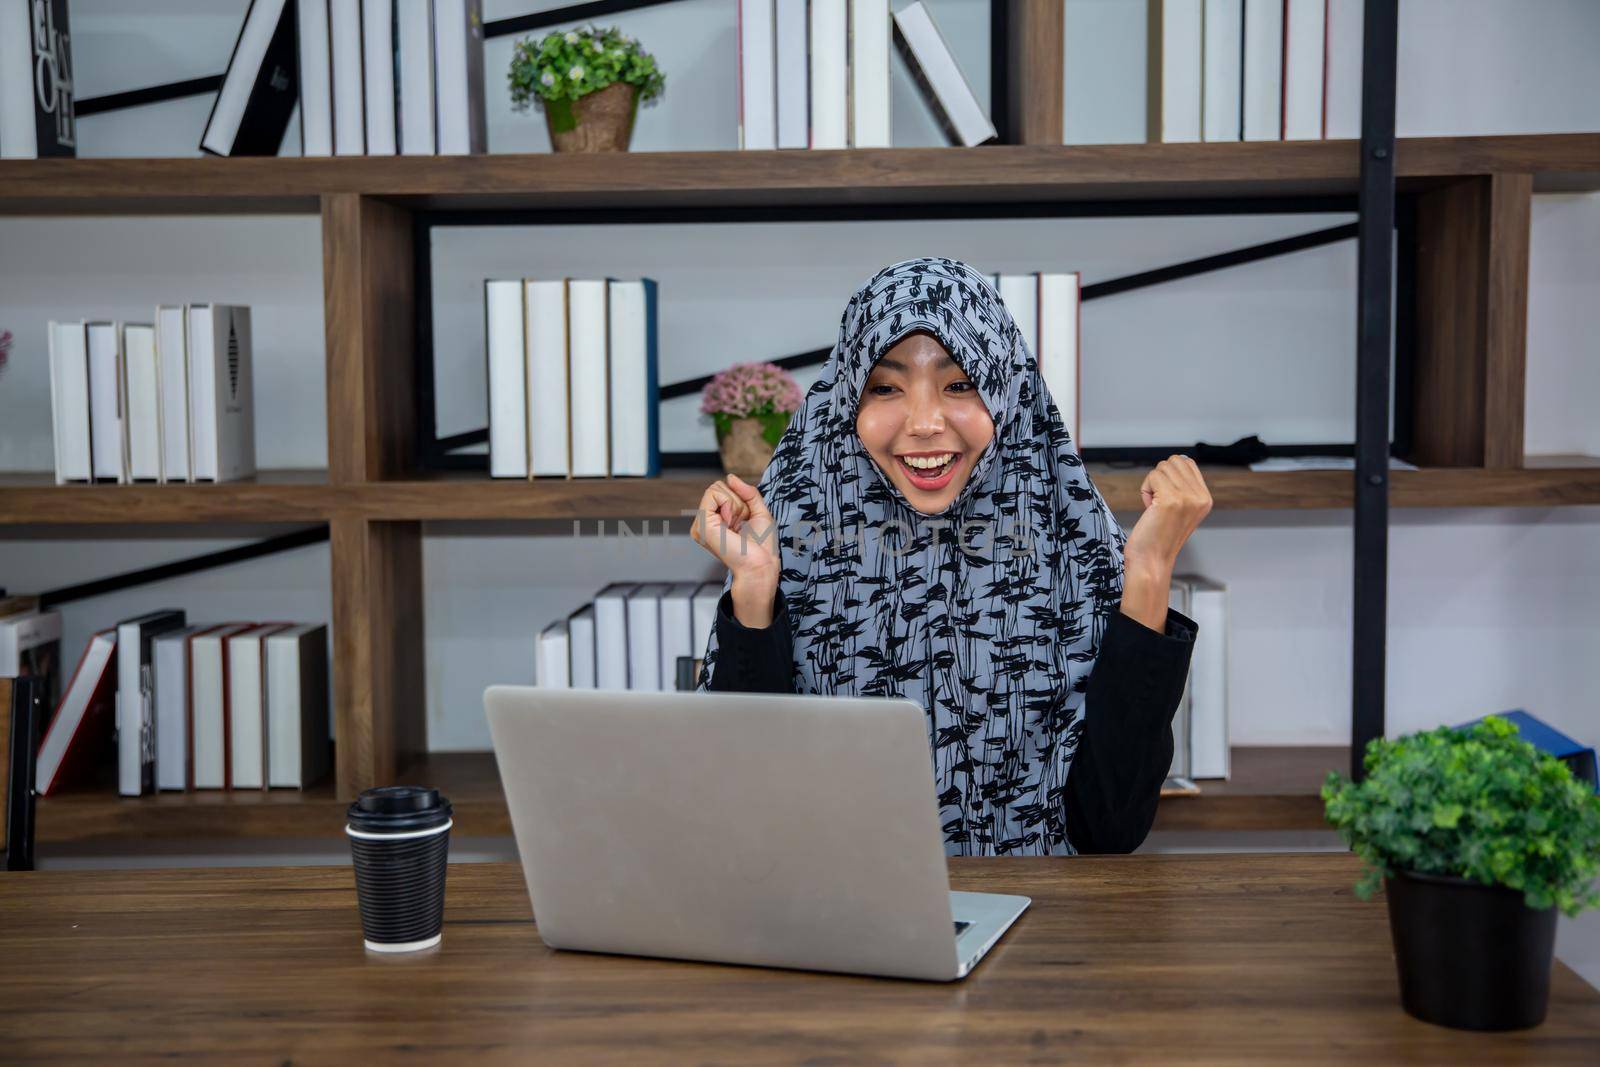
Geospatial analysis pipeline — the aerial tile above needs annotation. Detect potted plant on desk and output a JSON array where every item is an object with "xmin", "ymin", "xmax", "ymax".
[
  {"xmin": 507, "ymin": 24, "xmax": 666, "ymax": 152},
  {"xmin": 1322, "ymin": 716, "xmax": 1600, "ymax": 1031}
]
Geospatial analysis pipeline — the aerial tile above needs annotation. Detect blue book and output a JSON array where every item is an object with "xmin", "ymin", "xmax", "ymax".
[{"xmin": 1456, "ymin": 710, "xmax": 1598, "ymax": 792}]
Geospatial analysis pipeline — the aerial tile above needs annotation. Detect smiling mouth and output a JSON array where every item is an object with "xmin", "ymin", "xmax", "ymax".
[{"xmin": 896, "ymin": 451, "xmax": 961, "ymax": 490}]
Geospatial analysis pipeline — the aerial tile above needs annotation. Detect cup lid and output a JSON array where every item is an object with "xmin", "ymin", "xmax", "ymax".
[{"xmin": 346, "ymin": 785, "xmax": 453, "ymax": 834}]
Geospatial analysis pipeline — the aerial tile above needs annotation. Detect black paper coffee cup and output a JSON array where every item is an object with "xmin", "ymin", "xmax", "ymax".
[{"xmin": 346, "ymin": 786, "xmax": 453, "ymax": 953}]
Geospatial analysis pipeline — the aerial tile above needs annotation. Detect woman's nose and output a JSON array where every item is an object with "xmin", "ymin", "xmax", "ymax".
[{"xmin": 906, "ymin": 389, "xmax": 946, "ymax": 436}]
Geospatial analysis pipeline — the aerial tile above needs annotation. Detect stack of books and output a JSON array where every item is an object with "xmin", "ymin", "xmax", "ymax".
[
  {"xmin": 988, "ymin": 272, "xmax": 1082, "ymax": 446},
  {"xmin": 538, "ymin": 581, "xmax": 725, "ymax": 693},
  {"xmin": 47, "ymin": 305, "xmax": 256, "ymax": 484},
  {"xmin": 1148, "ymin": 0, "xmax": 1332, "ymax": 143},
  {"xmin": 201, "ymin": 0, "xmax": 486, "ymax": 157},
  {"xmin": 35, "ymin": 613, "xmax": 331, "ymax": 797},
  {"xmin": 737, "ymin": 0, "xmax": 994, "ymax": 150},
  {"xmin": 0, "ymin": 0, "xmax": 76, "ymax": 159},
  {"xmin": 484, "ymin": 277, "xmax": 660, "ymax": 479}
]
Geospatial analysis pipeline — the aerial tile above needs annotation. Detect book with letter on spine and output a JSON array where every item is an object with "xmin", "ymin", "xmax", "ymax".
[
  {"xmin": 36, "ymin": 629, "xmax": 117, "ymax": 796},
  {"xmin": 892, "ymin": 1, "xmax": 996, "ymax": 147},
  {"xmin": 0, "ymin": 0, "xmax": 76, "ymax": 159},
  {"xmin": 116, "ymin": 609, "xmax": 186, "ymax": 797},
  {"xmin": 187, "ymin": 305, "xmax": 257, "ymax": 483},
  {"xmin": 266, "ymin": 624, "xmax": 331, "ymax": 788},
  {"xmin": 200, "ymin": 0, "xmax": 297, "ymax": 156}
]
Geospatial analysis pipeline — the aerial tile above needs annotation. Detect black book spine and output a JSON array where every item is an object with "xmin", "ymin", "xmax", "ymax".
[
  {"xmin": 5, "ymin": 675, "xmax": 43, "ymax": 872},
  {"xmin": 233, "ymin": 0, "xmax": 301, "ymax": 156},
  {"xmin": 31, "ymin": 0, "xmax": 76, "ymax": 157}
]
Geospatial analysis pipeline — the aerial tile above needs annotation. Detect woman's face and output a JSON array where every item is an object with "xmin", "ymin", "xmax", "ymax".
[{"xmin": 855, "ymin": 331, "xmax": 995, "ymax": 514}]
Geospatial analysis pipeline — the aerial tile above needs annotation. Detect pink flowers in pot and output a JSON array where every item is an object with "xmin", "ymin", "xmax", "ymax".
[{"xmin": 700, "ymin": 361, "xmax": 803, "ymax": 447}]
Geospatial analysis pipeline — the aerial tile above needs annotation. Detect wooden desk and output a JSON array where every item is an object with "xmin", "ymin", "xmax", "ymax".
[{"xmin": 3, "ymin": 853, "xmax": 1596, "ymax": 1063}]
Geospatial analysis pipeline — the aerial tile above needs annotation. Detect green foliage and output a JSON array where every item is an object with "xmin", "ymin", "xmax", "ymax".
[
  {"xmin": 1321, "ymin": 715, "xmax": 1600, "ymax": 917},
  {"xmin": 711, "ymin": 410, "xmax": 793, "ymax": 448},
  {"xmin": 507, "ymin": 24, "xmax": 665, "ymax": 117}
]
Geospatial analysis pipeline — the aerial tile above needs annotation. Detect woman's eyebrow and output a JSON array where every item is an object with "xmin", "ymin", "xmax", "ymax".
[{"xmin": 873, "ymin": 351, "xmax": 957, "ymax": 373}]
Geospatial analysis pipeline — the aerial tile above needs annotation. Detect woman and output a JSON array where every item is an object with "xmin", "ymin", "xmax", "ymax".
[{"xmin": 689, "ymin": 257, "xmax": 1212, "ymax": 856}]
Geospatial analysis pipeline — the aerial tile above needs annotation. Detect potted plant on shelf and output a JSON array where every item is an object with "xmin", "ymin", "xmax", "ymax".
[
  {"xmin": 507, "ymin": 24, "xmax": 666, "ymax": 153},
  {"xmin": 700, "ymin": 362, "xmax": 802, "ymax": 483},
  {"xmin": 1322, "ymin": 715, "xmax": 1600, "ymax": 1031}
]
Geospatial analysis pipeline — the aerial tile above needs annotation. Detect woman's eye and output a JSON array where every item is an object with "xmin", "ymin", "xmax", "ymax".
[
  {"xmin": 947, "ymin": 380, "xmax": 974, "ymax": 393},
  {"xmin": 868, "ymin": 383, "xmax": 897, "ymax": 396}
]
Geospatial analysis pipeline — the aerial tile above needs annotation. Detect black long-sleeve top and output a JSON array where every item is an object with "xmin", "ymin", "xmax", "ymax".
[{"xmin": 706, "ymin": 590, "xmax": 1198, "ymax": 854}]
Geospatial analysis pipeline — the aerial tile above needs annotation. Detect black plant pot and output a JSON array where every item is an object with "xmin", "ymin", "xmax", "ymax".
[{"xmin": 1384, "ymin": 867, "xmax": 1559, "ymax": 1031}]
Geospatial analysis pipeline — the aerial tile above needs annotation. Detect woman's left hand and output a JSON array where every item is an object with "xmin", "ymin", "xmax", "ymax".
[{"xmin": 1122, "ymin": 454, "xmax": 1213, "ymax": 572}]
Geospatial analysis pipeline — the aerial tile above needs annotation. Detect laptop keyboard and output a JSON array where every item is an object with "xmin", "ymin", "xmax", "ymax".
[{"xmin": 953, "ymin": 920, "xmax": 972, "ymax": 936}]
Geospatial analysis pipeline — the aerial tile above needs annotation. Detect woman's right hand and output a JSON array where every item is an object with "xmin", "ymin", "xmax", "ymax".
[{"xmin": 689, "ymin": 473, "xmax": 781, "ymax": 627}]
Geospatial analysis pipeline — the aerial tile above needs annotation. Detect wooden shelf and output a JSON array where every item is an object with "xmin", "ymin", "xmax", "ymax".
[
  {"xmin": 1, "ymin": 135, "xmax": 1596, "ymax": 215},
  {"xmin": 0, "ymin": 470, "xmax": 335, "ymax": 524},
  {"xmin": 36, "ymin": 746, "xmax": 1344, "ymax": 845}
]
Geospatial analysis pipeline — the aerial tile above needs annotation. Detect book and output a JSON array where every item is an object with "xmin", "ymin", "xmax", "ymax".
[
  {"xmin": 266, "ymin": 624, "xmax": 331, "ymax": 788},
  {"xmin": 0, "ymin": 0, "xmax": 75, "ymax": 159},
  {"xmin": 36, "ymin": 629, "xmax": 116, "ymax": 796},
  {"xmin": 155, "ymin": 306, "xmax": 192, "ymax": 482},
  {"xmin": 187, "ymin": 305, "xmax": 257, "ymax": 483},
  {"xmin": 850, "ymin": 0, "xmax": 891, "ymax": 148},
  {"xmin": 1455, "ymin": 710, "xmax": 1598, "ymax": 794},
  {"xmin": 86, "ymin": 321, "xmax": 125, "ymax": 483},
  {"xmin": 191, "ymin": 623, "xmax": 252, "ymax": 789},
  {"xmin": 153, "ymin": 624, "xmax": 212, "ymax": 791},
  {"xmin": 537, "ymin": 619, "xmax": 570, "ymax": 688},
  {"xmin": 1166, "ymin": 578, "xmax": 1192, "ymax": 779},
  {"xmin": 485, "ymin": 279, "xmax": 529, "ymax": 478},
  {"xmin": 6, "ymin": 674, "xmax": 48, "ymax": 867},
  {"xmin": 1036, "ymin": 273, "xmax": 1081, "ymax": 447},
  {"xmin": 997, "ymin": 275, "xmax": 1039, "ymax": 369},
  {"xmin": 229, "ymin": 624, "xmax": 289, "ymax": 790},
  {"xmin": 117, "ymin": 609, "xmax": 186, "ymax": 796},
  {"xmin": 891, "ymin": 2, "xmax": 996, "ymax": 147},
  {"xmin": 594, "ymin": 582, "xmax": 636, "ymax": 689},
  {"xmin": 1201, "ymin": 0, "xmax": 1243, "ymax": 142},
  {"xmin": 626, "ymin": 584, "xmax": 671, "ymax": 692},
  {"xmin": 774, "ymin": 0, "xmax": 808, "ymax": 150},
  {"xmin": 123, "ymin": 324, "xmax": 161, "ymax": 482},
  {"xmin": 1147, "ymin": 0, "xmax": 1203, "ymax": 143},
  {"xmin": 1241, "ymin": 0, "xmax": 1285, "ymax": 140},
  {"xmin": 568, "ymin": 280, "xmax": 611, "ymax": 478},
  {"xmin": 362, "ymin": 0, "xmax": 398, "ymax": 155},
  {"xmin": 525, "ymin": 279, "xmax": 570, "ymax": 478},
  {"xmin": 1181, "ymin": 574, "xmax": 1229, "ymax": 779},
  {"xmin": 737, "ymin": 0, "xmax": 777, "ymax": 150},
  {"xmin": 1321, "ymin": 0, "xmax": 1362, "ymax": 139},
  {"xmin": 297, "ymin": 0, "xmax": 335, "ymax": 156},
  {"xmin": 607, "ymin": 278, "xmax": 660, "ymax": 477},
  {"xmin": 1282, "ymin": 0, "xmax": 1327, "ymax": 140},
  {"xmin": 691, "ymin": 580, "xmax": 723, "ymax": 662},
  {"xmin": 659, "ymin": 583, "xmax": 698, "ymax": 695},
  {"xmin": 567, "ymin": 605, "xmax": 597, "ymax": 688},
  {"xmin": 808, "ymin": 0, "xmax": 847, "ymax": 149},
  {"xmin": 433, "ymin": 0, "xmax": 485, "ymax": 155},
  {"xmin": 396, "ymin": 0, "xmax": 436, "ymax": 155},
  {"xmin": 200, "ymin": 0, "xmax": 297, "ymax": 156},
  {"xmin": 330, "ymin": 0, "xmax": 366, "ymax": 155},
  {"xmin": 0, "ymin": 610, "xmax": 63, "ymax": 716},
  {"xmin": 48, "ymin": 321, "xmax": 92, "ymax": 483}
]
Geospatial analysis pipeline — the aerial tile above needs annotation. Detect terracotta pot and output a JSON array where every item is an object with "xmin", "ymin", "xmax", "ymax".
[
  {"xmin": 544, "ymin": 81, "xmax": 638, "ymax": 153},
  {"xmin": 716, "ymin": 417, "xmax": 776, "ymax": 483}
]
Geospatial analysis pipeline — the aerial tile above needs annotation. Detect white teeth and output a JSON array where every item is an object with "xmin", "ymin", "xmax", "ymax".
[{"xmin": 901, "ymin": 454, "xmax": 955, "ymax": 471}]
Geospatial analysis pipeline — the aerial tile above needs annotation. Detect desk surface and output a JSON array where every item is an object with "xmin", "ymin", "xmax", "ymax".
[{"xmin": 3, "ymin": 853, "xmax": 1596, "ymax": 1064}]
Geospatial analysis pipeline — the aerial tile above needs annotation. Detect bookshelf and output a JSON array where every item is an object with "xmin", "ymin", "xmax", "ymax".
[{"xmin": 4, "ymin": 9, "xmax": 1596, "ymax": 840}]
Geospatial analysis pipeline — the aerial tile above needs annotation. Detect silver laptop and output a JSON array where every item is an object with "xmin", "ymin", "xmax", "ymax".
[{"xmin": 483, "ymin": 686, "xmax": 1029, "ymax": 981}]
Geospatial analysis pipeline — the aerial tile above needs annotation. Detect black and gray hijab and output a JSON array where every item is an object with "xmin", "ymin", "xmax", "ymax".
[{"xmin": 697, "ymin": 256, "xmax": 1127, "ymax": 856}]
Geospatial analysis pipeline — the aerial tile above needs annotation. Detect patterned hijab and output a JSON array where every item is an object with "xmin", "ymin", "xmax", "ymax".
[{"xmin": 697, "ymin": 256, "xmax": 1127, "ymax": 856}]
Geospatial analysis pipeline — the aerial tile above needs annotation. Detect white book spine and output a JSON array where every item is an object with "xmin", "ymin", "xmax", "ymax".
[
  {"xmin": 485, "ymin": 280, "xmax": 529, "ymax": 478},
  {"xmin": 808, "ymin": 0, "xmax": 847, "ymax": 149},
  {"xmin": 1037, "ymin": 273, "xmax": 1081, "ymax": 449},
  {"xmin": 1167, "ymin": 579, "xmax": 1193, "ymax": 779},
  {"xmin": 997, "ymin": 275, "xmax": 1039, "ymax": 365},
  {"xmin": 87, "ymin": 323, "xmax": 125, "ymax": 483},
  {"xmin": 568, "ymin": 608, "xmax": 597, "ymax": 688},
  {"xmin": 267, "ymin": 625, "xmax": 329, "ymax": 788},
  {"xmin": 1201, "ymin": 0, "xmax": 1243, "ymax": 142},
  {"xmin": 850, "ymin": 0, "xmax": 891, "ymax": 148},
  {"xmin": 298, "ymin": 0, "xmax": 335, "ymax": 155},
  {"xmin": 1186, "ymin": 581, "xmax": 1231, "ymax": 778},
  {"xmin": 659, "ymin": 585, "xmax": 696, "ymax": 691},
  {"xmin": 116, "ymin": 622, "xmax": 143, "ymax": 796},
  {"xmin": 124, "ymin": 325, "xmax": 162, "ymax": 481},
  {"xmin": 626, "ymin": 589, "xmax": 664, "ymax": 692},
  {"xmin": 892, "ymin": 2, "xmax": 996, "ymax": 146},
  {"xmin": 229, "ymin": 631, "xmax": 269, "ymax": 790},
  {"xmin": 526, "ymin": 280, "xmax": 571, "ymax": 477},
  {"xmin": 1160, "ymin": 0, "xmax": 1204, "ymax": 143},
  {"xmin": 537, "ymin": 622, "xmax": 571, "ymax": 688},
  {"xmin": 156, "ymin": 306, "xmax": 191, "ymax": 482},
  {"xmin": 49, "ymin": 322, "xmax": 94, "ymax": 484},
  {"xmin": 330, "ymin": 0, "xmax": 366, "ymax": 155},
  {"xmin": 691, "ymin": 581, "xmax": 722, "ymax": 663},
  {"xmin": 607, "ymin": 280, "xmax": 648, "ymax": 477},
  {"xmin": 397, "ymin": 0, "xmax": 436, "ymax": 154},
  {"xmin": 0, "ymin": 0, "xmax": 36, "ymax": 158},
  {"xmin": 433, "ymin": 0, "xmax": 483, "ymax": 155},
  {"xmin": 362, "ymin": 0, "xmax": 397, "ymax": 154},
  {"xmin": 1283, "ymin": 0, "xmax": 1326, "ymax": 140},
  {"xmin": 594, "ymin": 588, "xmax": 632, "ymax": 689},
  {"xmin": 567, "ymin": 280, "xmax": 610, "ymax": 478},
  {"xmin": 154, "ymin": 631, "xmax": 192, "ymax": 791},
  {"xmin": 1242, "ymin": 0, "xmax": 1285, "ymax": 141},
  {"xmin": 738, "ymin": 0, "xmax": 777, "ymax": 150},
  {"xmin": 774, "ymin": 0, "xmax": 809, "ymax": 149}
]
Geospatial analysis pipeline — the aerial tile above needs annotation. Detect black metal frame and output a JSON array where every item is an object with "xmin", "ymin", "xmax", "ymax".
[{"xmin": 1351, "ymin": 0, "xmax": 1400, "ymax": 780}]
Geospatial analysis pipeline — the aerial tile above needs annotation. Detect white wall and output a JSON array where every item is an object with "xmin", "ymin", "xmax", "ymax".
[{"xmin": 1, "ymin": 0, "xmax": 1597, "ymax": 753}]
